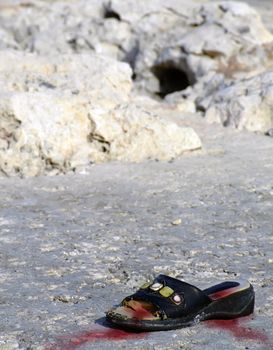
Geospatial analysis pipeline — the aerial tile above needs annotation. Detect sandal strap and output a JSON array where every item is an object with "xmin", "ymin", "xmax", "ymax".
[{"xmin": 122, "ymin": 274, "xmax": 211, "ymax": 319}]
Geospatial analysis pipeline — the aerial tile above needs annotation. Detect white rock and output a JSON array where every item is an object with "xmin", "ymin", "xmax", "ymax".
[
  {"xmin": 91, "ymin": 103, "xmax": 201, "ymax": 162},
  {"xmin": 0, "ymin": 51, "xmax": 201, "ymax": 176},
  {"xmin": 204, "ymin": 70, "xmax": 273, "ymax": 132},
  {"xmin": 154, "ymin": 1, "xmax": 273, "ymax": 88},
  {"xmin": 1, "ymin": 0, "xmax": 272, "ymax": 99},
  {"xmin": 172, "ymin": 218, "xmax": 182, "ymax": 225},
  {"xmin": 0, "ymin": 92, "xmax": 92, "ymax": 176}
]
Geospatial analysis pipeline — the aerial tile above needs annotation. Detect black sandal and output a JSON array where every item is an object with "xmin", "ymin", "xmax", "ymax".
[{"xmin": 106, "ymin": 274, "xmax": 255, "ymax": 331}]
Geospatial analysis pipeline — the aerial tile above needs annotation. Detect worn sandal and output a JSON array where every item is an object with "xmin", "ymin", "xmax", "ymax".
[{"xmin": 106, "ymin": 274, "xmax": 255, "ymax": 331}]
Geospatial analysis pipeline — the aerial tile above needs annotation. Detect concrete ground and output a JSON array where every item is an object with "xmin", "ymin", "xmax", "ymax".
[{"xmin": 0, "ymin": 116, "xmax": 273, "ymax": 349}]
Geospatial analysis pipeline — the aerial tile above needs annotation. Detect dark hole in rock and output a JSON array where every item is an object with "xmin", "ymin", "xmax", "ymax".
[
  {"xmin": 39, "ymin": 81, "xmax": 56, "ymax": 89},
  {"xmin": 102, "ymin": 145, "xmax": 109, "ymax": 153},
  {"xmin": 265, "ymin": 128, "xmax": 273, "ymax": 137},
  {"xmin": 104, "ymin": 8, "xmax": 121, "ymax": 21},
  {"xmin": 223, "ymin": 119, "xmax": 230, "ymax": 127},
  {"xmin": 196, "ymin": 104, "xmax": 206, "ymax": 113},
  {"xmin": 153, "ymin": 65, "xmax": 191, "ymax": 98}
]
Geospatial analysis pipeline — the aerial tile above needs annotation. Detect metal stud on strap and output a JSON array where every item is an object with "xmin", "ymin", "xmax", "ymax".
[
  {"xmin": 150, "ymin": 282, "xmax": 163, "ymax": 291},
  {"xmin": 159, "ymin": 286, "xmax": 174, "ymax": 297},
  {"xmin": 172, "ymin": 293, "xmax": 182, "ymax": 305},
  {"xmin": 140, "ymin": 282, "xmax": 151, "ymax": 290}
]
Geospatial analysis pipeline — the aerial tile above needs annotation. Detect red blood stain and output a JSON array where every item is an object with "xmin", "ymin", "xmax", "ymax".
[
  {"xmin": 45, "ymin": 327, "xmax": 147, "ymax": 350},
  {"xmin": 209, "ymin": 287, "xmax": 240, "ymax": 301},
  {"xmin": 46, "ymin": 309, "xmax": 272, "ymax": 350},
  {"xmin": 206, "ymin": 318, "xmax": 272, "ymax": 349},
  {"xmin": 132, "ymin": 304, "xmax": 154, "ymax": 320},
  {"xmin": 45, "ymin": 308, "xmax": 151, "ymax": 350}
]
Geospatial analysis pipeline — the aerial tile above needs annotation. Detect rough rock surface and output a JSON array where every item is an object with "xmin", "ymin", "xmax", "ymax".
[
  {"xmin": 155, "ymin": 2, "xmax": 273, "ymax": 84},
  {"xmin": 1, "ymin": 0, "xmax": 273, "ymax": 96},
  {"xmin": 0, "ymin": 51, "xmax": 201, "ymax": 177},
  {"xmin": 203, "ymin": 70, "xmax": 273, "ymax": 132},
  {"xmin": 0, "ymin": 0, "xmax": 198, "ymax": 95},
  {"xmin": 1, "ymin": 0, "xmax": 273, "ymax": 176}
]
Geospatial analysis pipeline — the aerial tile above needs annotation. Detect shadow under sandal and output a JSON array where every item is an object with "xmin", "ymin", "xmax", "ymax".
[{"xmin": 106, "ymin": 274, "xmax": 255, "ymax": 331}]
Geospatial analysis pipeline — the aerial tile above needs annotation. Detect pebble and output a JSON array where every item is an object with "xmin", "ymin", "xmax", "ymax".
[{"xmin": 171, "ymin": 218, "xmax": 182, "ymax": 225}]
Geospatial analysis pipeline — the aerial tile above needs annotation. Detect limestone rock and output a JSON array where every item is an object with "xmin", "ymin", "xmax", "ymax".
[
  {"xmin": 0, "ymin": 51, "xmax": 201, "ymax": 177},
  {"xmin": 90, "ymin": 102, "xmax": 202, "ymax": 162},
  {"xmin": 154, "ymin": 1, "xmax": 273, "ymax": 93},
  {"xmin": 1, "ymin": 0, "xmax": 272, "ymax": 99},
  {"xmin": 4, "ymin": 0, "xmax": 272, "ymax": 175},
  {"xmin": 203, "ymin": 70, "xmax": 273, "ymax": 132},
  {"xmin": 0, "ymin": 92, "xmax": 93, "ymax": 177}
]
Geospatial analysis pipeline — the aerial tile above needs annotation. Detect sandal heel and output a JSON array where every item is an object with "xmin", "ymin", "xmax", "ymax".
[
  {"xmin": 240, "ymin": 296, "xmax": 255, "ymax": 317},
  {"xmin": 202, "ymin": 289, "xmax": 255, "ymax": 320}
]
